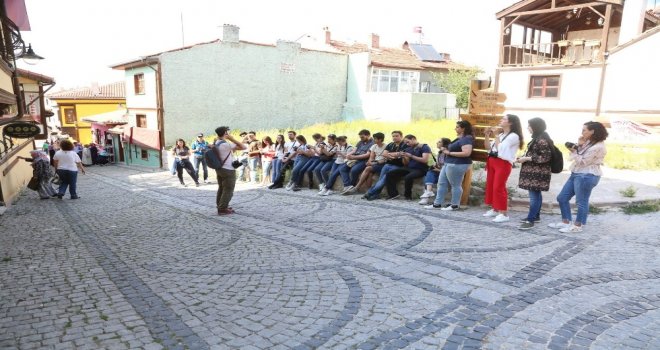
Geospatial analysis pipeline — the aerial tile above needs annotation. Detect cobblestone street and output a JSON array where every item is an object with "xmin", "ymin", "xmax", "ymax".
[{"xmin": 1, "ymin": 166, "xmax": 659, "ymax": 349}]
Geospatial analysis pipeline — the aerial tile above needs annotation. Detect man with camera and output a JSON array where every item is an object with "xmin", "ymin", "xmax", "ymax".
[
  {"xmin": 214, "ymin": 126, "xmax": 246, "ymax": 215},
  {"xmin": 191, "ymin": 133, "xmax": 210, "ymax": 183}
]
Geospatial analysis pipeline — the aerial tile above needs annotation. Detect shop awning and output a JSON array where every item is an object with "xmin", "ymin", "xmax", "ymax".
[{"xmin": 81, "ymin": 109, "xmax": 128, "ymax": 125}]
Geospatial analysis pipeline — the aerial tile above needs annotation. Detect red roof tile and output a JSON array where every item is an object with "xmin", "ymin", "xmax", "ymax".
[
  {"xmin": 329, "ymin": 40, "xmax": 469, "ymax": 71},
  {"xmin": 48, "ymin": 81, "xmax": 125, "ymax": 100}
]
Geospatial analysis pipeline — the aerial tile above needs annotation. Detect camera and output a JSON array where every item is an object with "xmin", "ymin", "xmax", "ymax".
[
  {"xmin": 231, "ymin": 160, "xmax": 242, "ymax": 169},
  {"xmin": 488, "ymin": 150, "xmax": 498, "ymax": 158},
  {"xmin": 565, "ymin": 142, "xmax": 577, "ymax": 150}
]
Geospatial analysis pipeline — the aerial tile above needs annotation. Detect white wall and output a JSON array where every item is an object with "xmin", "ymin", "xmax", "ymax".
[
  {"xmin": 343, "ymin": 53, "xmax": 370, "ymax": 120},
  {"xmin": 125, "ymin": 67, "xmax": 158, "ymax": 110},
  {"xmin": 362, "ymin": 92, "xmax": 413, "ymax": 122},
  {"xmin": 498, "ymin": 66, "xmax": 602, "ymax": 111},
  {"xmin": 160, "ymin": 41, "xmax": 347, "ymax": 145},
  {"xmin": 601, "ymin": 30, "xmax": 660, "ymax": 113},
  {"xmin": 126, "ymin": 109, "xmax": 158, "ymax": 130}
]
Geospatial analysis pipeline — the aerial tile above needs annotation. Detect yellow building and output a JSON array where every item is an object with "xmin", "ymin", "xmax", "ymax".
[{"xmin": 49, "ymin": 82, "xmax": 125, "ymax": 145}]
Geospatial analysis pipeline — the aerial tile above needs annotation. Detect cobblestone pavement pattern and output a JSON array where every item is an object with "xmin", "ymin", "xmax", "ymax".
[{"xmin": 1, "ymin": 166, "xmax": 659, "ymax": 349}]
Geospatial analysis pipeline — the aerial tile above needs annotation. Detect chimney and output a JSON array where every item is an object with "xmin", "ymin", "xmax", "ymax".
[
  {"xmin": 91, "ymin": 82, "xmax": 100, "ymax": 96},
  {"xmin": 619, "ymin": 0, "xmax": 647, "ymax": 44},
  {"xmin": 402, "ymin": 41, "xmax": 410, "ymax": 50},
  {"xmin": 324, "ymin": 27, "xmax": 331, "ymax": 44},
  {"xmin": 369, "ymin": 33, "xmax": 380, "ymax": 49},
  {"xmin": 222, "ymin": 24, "xmax": 240, "ymax": 43}
]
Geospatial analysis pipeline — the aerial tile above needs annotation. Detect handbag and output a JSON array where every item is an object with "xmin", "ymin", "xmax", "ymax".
[
  {"xmin": 27, "ymin": 177, "xmax": 39, "ymax": 191},
  {"xmin": 345, "ymin": 159, "xmax": 357, "ymax": 167}
]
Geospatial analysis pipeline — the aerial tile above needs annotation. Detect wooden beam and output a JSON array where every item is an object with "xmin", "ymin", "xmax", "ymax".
[
  {"xmin": 508, "ymin": 2, "xmax": 605, "ymax": 17},
  {"xmin": 588, "ymin": 6, "xmax": 605, "ymax": 19},
  {"xmin": 599, "ymin": 4, "xmax": 612, "ymax": 60},
  {"xmin": 552, "ymin": 0, "xmax": 556, "ymax": 8},
  {"xmin": 496, "ymin": 0, "xmax": 538, "ymax": 19},
  {"xmin": 504, "ymin": 15, "xmax": 521, "ymax": 30},
  {"xmin": 594, "ymin": 0, "xmax": 622, "ymax": 5}
]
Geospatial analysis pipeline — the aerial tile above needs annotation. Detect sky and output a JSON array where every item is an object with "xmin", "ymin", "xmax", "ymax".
[{"xmin": 19, "ymin": 0, "xmax": 520, "ymax": 90}]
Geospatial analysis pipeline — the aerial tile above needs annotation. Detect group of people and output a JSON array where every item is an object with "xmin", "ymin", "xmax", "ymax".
[
  {"xmin": 21, "ymin": 139, "xmax": 86, "ymax": 200},
  {"xmin": 33, "ymin": 116, "xmax": 606, "ymax": 234},
  {"xmin": 202, "ymin": 117, "xmax": 608, "ymax": 234}
]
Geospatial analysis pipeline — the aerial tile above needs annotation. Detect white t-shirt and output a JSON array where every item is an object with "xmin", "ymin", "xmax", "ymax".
[
  {"xmin": 490, "ymin": 132, "xmax": 520, "ymax": 164},
  {"xmin": 370, "ymin": 143, "xmax": 386, "ymax": 162},
  {"xmin": 215, "ymin": 140, "xmax": 238, "ymax": 170},
  {"xmin": 53, "ymin": 150, "xmax": 81, "ymax": 171},
  {"xmin": 335, "ymin": 145, "xmax": 353, "ymax": 164},
  {"xmin": 284, "ymin": 140, "xmax": 299, "ymax": 160}
]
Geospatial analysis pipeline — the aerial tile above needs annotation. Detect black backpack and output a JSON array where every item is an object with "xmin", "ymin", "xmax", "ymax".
[{"xmin": 549, "ymin": 141, "xmax": 564, "ymax": 174}]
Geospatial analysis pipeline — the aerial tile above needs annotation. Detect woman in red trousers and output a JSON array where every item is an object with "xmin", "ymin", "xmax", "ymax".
[{"xmin": 482, "ymin": 114, "xmax": 523, "ymax": 223}]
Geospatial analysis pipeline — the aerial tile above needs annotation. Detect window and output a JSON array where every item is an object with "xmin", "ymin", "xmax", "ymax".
[
  {"xmin": 141, "ymin": 150, "xmax": 149, "ymax": 160},
  {"xmin": 136, "ymin": 114, "xmax": 147, "ymax": 128},
  {"xmin": 529, "ymin": 75, "xmax": 560, "ymax": 98},
  {"xmin": 134, "ymin": 73, "xmax": 145, "ymax": 95},
  {"xmin": 64, "ymin": 108, "xmax": 76, "ymax": 124},
  {"xmin": 370, "ymin": 69, "xmax": 420, "ymax": 92}
]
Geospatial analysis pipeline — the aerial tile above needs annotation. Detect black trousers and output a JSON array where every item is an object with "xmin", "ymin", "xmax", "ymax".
[
  {"xmin": 177, "ymin": 159, "xmax": 199, "ymax": 184},
  {"xmin": 274, "ymin": 160, "xmax": 294, "ymax": 185},
  {"xmin": 385, "ymin": 167, "xmax": 427, "ymax": 198}
]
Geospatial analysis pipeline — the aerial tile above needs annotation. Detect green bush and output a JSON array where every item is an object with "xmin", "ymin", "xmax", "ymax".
[
  {"xmin": 622, "ymin": 201, "xmax": 660, "ymax": 215},
  {"xmin": 619, "ymin": 185, "xmax": 637, "ymax": 198}
]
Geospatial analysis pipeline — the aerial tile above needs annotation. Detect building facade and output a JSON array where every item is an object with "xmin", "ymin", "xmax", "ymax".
[
  {"xmin": 494, "ymin": 0, "xmax": 660, "ymax": 138},
  {"xmin": 48, "ymin": 82, "xmax": 125, "ymax": 145}
]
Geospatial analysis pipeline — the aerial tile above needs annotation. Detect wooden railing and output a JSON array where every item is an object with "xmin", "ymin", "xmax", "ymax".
[{"xmin": 502, "ymin": 39, "xmax": 603, "ymax": 67}]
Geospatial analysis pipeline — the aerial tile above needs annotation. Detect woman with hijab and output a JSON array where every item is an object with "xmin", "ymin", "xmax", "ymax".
[{"xmin": 18, "ymin": 150, "xmax": 57, "ymax": 199}]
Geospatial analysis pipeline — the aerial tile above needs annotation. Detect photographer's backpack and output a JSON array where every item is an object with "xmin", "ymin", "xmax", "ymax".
[{"xmin": 549, "ymin": 140, "xmax": 564, "ymax": 174}]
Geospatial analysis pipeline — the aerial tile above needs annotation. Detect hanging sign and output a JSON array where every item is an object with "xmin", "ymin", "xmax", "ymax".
[{"xmin": 3, "ymin": 122, "xmax": 40, "ymax": 138}]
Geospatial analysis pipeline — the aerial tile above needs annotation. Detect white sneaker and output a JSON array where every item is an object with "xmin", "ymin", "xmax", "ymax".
[
  {"xmin": 318, "ymin": 188, "xmax": 327, "ymax": 195},
  {"xmin": 492, "ymin": 214, "xmax": 510, "ymax": 223},
  {"xmin": 559, "ymin": 224, "xmax": 583, "ymax": 233},
  {"xmin": 548, "ymin": 222, "xmax": 572, "ymax": 229},
  {"xmin": 319, "ymin": 183, "xmax": 325, "ymax": 191},
  {"xmin": 483, "ymin": 209, "xmax": 497, "ymax": 217},
  {"xmin": 341, "ymin": 185, "xmax": 355, "ymax": 195},
  {"xmin": 418, "ymin": 198, "xmax": 430, "ymax": 205},
  {"xmin": 321, "ymin": 190, "xmax": 333, "ymax": 196},
  {"xmin": 420, "ymin": 190, "xmax": 435, "ymax": 199},
  {"xmin": 285, "ymin": 182, "xmax": 294, "ymax": 190},
  {"xmin": 441, "ymin": 205, "xmax": 459, "ymax": 211}
]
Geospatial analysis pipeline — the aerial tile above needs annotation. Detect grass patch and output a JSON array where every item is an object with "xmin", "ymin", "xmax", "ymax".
[
  {"xmin": 1, "ymin": 257, "xmax": 11, "ymax": 262},
  {"xmin": 64, "ymin": 321, "xmax": 72, "ymax": 329},
  {"xmin": 622, "ymin": 201, "xmax": 660, "ymax": 215},
  {"xmin": 619, "ymin": 185, "xmax": 637, "ymax": 198},
  {"xmin": 99, "ymin": 314, "xmax": 108, "ymax": 321},
  {"xmin": 589, "ymin": 204, "xmax": 605, "ymax": 214}
]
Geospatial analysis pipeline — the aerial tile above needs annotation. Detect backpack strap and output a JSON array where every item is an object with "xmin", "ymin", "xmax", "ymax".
[{"xmin": 216, "ymin": 141, "xmax": 232, "ymax": 167}]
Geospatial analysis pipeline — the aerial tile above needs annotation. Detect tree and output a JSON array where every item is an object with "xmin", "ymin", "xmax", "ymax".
[{"xmin": 433, "ymin": 67, "xmax": 484, "ymax": 109}]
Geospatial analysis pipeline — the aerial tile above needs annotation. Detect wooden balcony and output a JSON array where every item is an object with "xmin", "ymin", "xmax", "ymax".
[{"xmin": 501, "ymin": 39, "xmax": 603, "ymax": 67}]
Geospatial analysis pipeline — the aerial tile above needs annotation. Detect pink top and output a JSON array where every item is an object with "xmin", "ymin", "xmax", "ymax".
[{"xmin": 569, "ymin": 141, "xmax": 606, "ymax": 176}]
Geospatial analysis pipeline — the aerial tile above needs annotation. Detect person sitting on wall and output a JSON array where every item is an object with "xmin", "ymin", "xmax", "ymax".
[{"xmin": 384, "ymin": 134, "xmax": 432, "ymax": 200}]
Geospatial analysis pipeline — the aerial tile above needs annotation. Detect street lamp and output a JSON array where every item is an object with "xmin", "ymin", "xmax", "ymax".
[{"xmin": 19, "ymin": 43, "xmax": 45, "ymax": 65}]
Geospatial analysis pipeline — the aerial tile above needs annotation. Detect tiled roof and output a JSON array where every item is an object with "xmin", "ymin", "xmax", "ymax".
[
  {"xmin": 329, "ymin": 40, "xmax": 469, "ymax": 71},
  {"xmin": 48, "ymin": 81, "xmax": 125, "ymax": 100},
  {"xmin": 81, "ymin": 109, "xmax": 128, "ymax": 125},
  {"xmin": 17, "ymin": 68, "xmax": 55, "ymax": 84}
]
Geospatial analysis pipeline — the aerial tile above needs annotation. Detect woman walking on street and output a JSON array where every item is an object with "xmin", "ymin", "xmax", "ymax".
[
  {"xmin": 516, "ymin": 118, "xmax": 553, "ymax": 230},
  {"xmin": 482, "ymin": 114, "xmax": 523, "ymax": 222},
  {"xmin": 549, "ymin": 121, "xmax": 608, "ymax": 233},
  {"xmin": 52, "ymin": 140, "xmax": 86, "ymax": 199},
  {"xmin": 172, "ymin": 139, "xmax": 200, "ymax": 187},
  {"xmin": 18, "ymin": 150, "xmax": 57, "ymax": 199}
]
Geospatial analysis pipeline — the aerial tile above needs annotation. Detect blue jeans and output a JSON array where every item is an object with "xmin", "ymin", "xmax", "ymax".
[
  {"xmin": 248, "ymin": 157, "xmax": 260, "ymax": 182},
  {"xmin": 324, "ymin": 163, "xmax": 349, "ymax": 190},
  {"xmin": 557, "ymin": 172, "xmax": 601, "ymax": 225},
  {"xmin": 366, "ymin": 164, "xmax": 401, "ymax": 197},
  {"xmin": 271, "ymin": 158, "xmax": 283, "ymax": 182},
  {"xmin": 302, "ymin": 157, "xmax": 320, "ymax": 184},
  {"xmin": 314, "ymin": 160, "xmax": 333, "ymax": 184},
  {"xmin": 526, "ymin": 190, "xmax": 542, "ymax": 222},
  {"xmin": 56, "ymin": 169, "xmax": 78, "ymax": 197},
  {"xmin": 424, "ymin": 169, "xmax": 440, "ymax": 186},
  {"xmin": 433, "ymin": 163, "xmax": 470, "ymax": 206},
  {"xmin": 340, "ymin": 160, "xmax": 367, "ymax": 186},
  {"xmin": 192, "ymin": 156, "xmax": 208, "ymax": 181},
  {"xmin": 290, "ymin": 156, "xmax": 310, "ymax": 185}
]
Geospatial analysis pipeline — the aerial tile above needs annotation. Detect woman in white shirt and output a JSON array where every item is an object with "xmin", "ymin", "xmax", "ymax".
[
  {"xmin": 52, "ymin": 139, "xmax": 86, "ymax": 199},
  {"xmin": 549, "ymin": 121, "xmax": 608, "ymax": 233},
  {"xmin": 319, "ymin": 136, "xmax": 352, "ymax": 196},
  {"xmin": 483, "ymin": 114, "xmax": 523, "ymax": 223}
]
